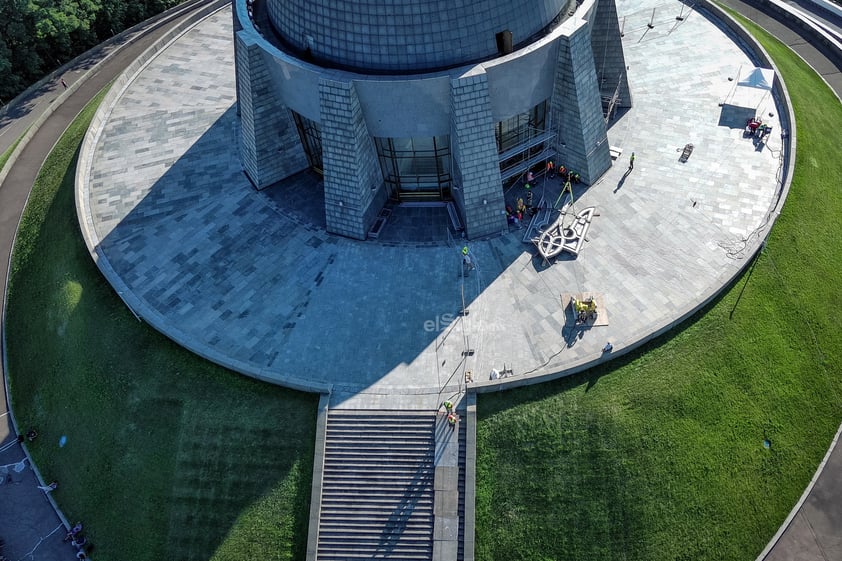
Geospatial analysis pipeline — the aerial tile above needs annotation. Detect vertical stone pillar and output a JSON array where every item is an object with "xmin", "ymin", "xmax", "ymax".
[
  {"xmin": 590, "ymin": 0, "xmax": 632, "ymax": 109},
  {"xmin": 449, "ymin": 71, "xmax": 506, "ymax": 239},
  {"xmin": 235, "ymin": 30, "xmax": 308, "ymax": 189},
  {"xmin": 550, "ymin": 20, "xmax": 611, "ymax": 185},
  {"xmin": 232, "ymin": 3, "xmax": 243, "ymax": 117},
  {"xmin": 319, "ymin": 78, "xmax": 385, "ymax": 240}
]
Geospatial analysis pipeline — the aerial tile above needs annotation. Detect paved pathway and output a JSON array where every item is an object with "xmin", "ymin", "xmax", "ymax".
[{"xmin": 78, "ymin": 0, "xmax": 786, "ymax": 411}]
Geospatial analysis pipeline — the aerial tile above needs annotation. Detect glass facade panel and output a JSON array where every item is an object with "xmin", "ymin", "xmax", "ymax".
[
  {"xmin": 375, "ymin": 135, "xmax": 452, "ymax": 201},
  {"xmin": 495, "ymin": 100, "xmax": 548, "ymax": 153},
  {"xmin": 292, "ymin": 111, "xmax": 324, "ymax": 173},
  {"xmin": 496, "ymin": 100, "xmax": 551, "ymax": 186}
]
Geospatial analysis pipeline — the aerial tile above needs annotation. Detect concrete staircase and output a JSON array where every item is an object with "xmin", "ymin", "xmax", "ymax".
[{"xmin": 315, "ymin": 410, "xmax": 437, "ymax": 561}]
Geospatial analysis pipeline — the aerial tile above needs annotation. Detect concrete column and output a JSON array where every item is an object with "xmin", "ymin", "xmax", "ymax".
[
  {"xmin": 232, "ymin": 2, "xmax": 243, "ymax": 117},
  {"xmin": 550, "ymin": 20, "xmax": 611, "ymax": 185},
  {"xmin": 235, "ymin": 30, "xmax": 308, "ymax": 189},
  {"xmin": 590, "ymin": 0, "xmax": 632, "ymax": 109},
  {"xmin": 319, "ymin": 78, "xmax": 385, "ymax": 240},
  {"xmin": 450, "ymin": 70, "xmax": 507, "ymax": 239}
]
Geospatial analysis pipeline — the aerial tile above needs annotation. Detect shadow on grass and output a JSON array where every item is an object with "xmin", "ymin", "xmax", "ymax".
[{"xmin": 5, "ymin": 96, "xmax": 318, "ymax": 561}]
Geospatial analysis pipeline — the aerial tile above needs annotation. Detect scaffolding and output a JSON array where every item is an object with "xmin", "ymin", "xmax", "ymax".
[
  {"xmin": 497, "ymin": 125, "xmax": 557, "ymax": 184},
  {"xmin": 602, "ymin": 73, "xmax": 625, "ymax": 123}
]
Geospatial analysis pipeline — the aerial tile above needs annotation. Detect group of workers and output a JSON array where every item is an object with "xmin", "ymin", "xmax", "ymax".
[
  {"xmin": 506, "ymin": 160, "xmax": 581, "ymax": 227},
  {"xmin": 506, "ymin": 191, "xmax": 535, "ymax": 226},
  {"xmin": 443, "ymin": 400, "xmax": 460, "ymax": 427},
  {"xmin": 573, "ymin": 296, "xmax": 598, "ymax": 324},
  {"xmin": 745, "ymin": 117, "xmax": 773, "ymax": 140},
  {"xmin": 545, "ymin": 161, "xmax": 581, "ymax": 185},
  {"xmin": 64, "ymin": 522, "xmax": 91, "ymax": 559},
  {"xmin": 522, "ymin": 161, "xmax": 581, "ymax": 190}
]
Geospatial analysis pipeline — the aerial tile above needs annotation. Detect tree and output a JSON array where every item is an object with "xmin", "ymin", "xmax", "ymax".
[
  {"xmin": 0, "ymin": 0, "xmax": 42, "ymax": 101},
  {"xmin": 0, "ymin": 0, "xmax": 182, "ymax": 103}
]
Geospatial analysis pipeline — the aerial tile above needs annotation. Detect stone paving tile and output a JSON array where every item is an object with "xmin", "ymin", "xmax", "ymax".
[{"xmin": 78, "ymin": 1, "xmax": 787, "ymax": 408}]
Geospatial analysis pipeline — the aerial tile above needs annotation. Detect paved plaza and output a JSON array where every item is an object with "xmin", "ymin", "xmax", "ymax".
[{"xmin": 77, "ymin": 0, "xmax": 786, "ymax": 409}]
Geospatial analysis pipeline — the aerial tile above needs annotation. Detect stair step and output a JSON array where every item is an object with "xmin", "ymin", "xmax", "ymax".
[
  {"xmin": 323, "ymin": 457, "xmax": 433, "ymax": 465},
  {"xmin": 324, "ymin": 449, "xmax": 433, "ymax": 457},
  {"xmin": 324, "ymin": 437, "xmax": 434, "ymax": 444},
  {"xmin": 327, "ymin": 411, "xmax": 435, "ymax": 418},
  {"xmin": 321, "ymin": 475, "xmax": 433, "ymax": 485},
  {"xmin": 319, "ymin": 517, "xmax": 432, "ymax": 524},
  {"xmin": 322, "ymin": 485, "xmax": 432, "ymax": 492},
  {"xmin": 321, "ymin": 495, "xmax": 432, "ymax": 504},
  {"xmin": 319, "ymin": 540, "xmax": 433, "ymax": 559},
  {"xmin": 319, "ymin": 514, "xmax": 433, "ymax": 524},
  {"xmin": 322, "ymin": 473, "xmax": 433, "ymax": 482},
  {"xmin": 325, "ymin": 429, "xmax": 433, "ymax": 436},
  {"xmin": 322, "ymin": 465, "xmax": 433, "ymax": 473},
  {"xmin": 321, "ymin": 486, "xmax": 433, "ymax": 495},
  {"xmin": 319, "ymin": 511, "xmax": 434, "ymax": 520},
  {"xmin": 318, "ymin": 533, "xmax": 432, "ymax": 542},
  {"xmin": 317, "ymin": 527, "xmax": 433, "ymax": 538},
  {"xmin": 319, "ymin": 502, "xmax": 434, "ymax": 513},
  {"xmin": 317, "ymin": 553, "xmax": 432, "ymax": 561},
  {"xmin": 327, "ymin": 421, "xmax": 435, "ymax": 429}
]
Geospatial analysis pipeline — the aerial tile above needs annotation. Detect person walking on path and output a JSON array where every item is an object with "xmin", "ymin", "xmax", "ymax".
[
  {"xmin": 60, "ymin": 78, "xmax": 68, "ymax": 89},
  {"xmin": 629, "ymin": 152, "xmax": 635, "ymax": 170}
]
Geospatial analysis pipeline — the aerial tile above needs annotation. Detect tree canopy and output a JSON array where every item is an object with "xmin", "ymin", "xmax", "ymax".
[{"xmin": 0, "ymin": 0, "xmax": 182, "ymax": 103}]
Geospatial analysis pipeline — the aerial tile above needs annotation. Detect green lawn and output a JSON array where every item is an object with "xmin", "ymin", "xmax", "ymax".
[
  {"xmin": 5, "ymin": 90, "xmax": 317, "ymax": 561},
  {"xmin": 0, "ymin": 131, "xmax": 26, "ymax": 172},
  {"xmin": 475, "ymin": 16, "xmax": 842, "ymax": 561}
]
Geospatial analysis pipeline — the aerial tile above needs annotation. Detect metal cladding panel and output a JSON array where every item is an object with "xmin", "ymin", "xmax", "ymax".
[
  {"xmin": 263, "ymin": 51, "xmax": 322, "ymax": 122},
  {"xmin": 354, "ymin": 76, "xmax": 451, "ymax": 137},
  {"xmin": 484, "ymin": 37, "xmax": 560, "ymax": 121},
  {"xmin": 266, "ymin": 0, "xmax": 570, "ymax": 72}
]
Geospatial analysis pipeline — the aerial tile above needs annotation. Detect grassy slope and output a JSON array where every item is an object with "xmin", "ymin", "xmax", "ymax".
[
  {"xmin": 5, "ymin": 90, "xmax": 317, "ymax": 561},
  {"xmin": 0, "ymin": 133, "xmax": 25, "ymax": 172},
  {"xmin": 475, "ymin": 17, "xmax": 842, "ymax": 561}
]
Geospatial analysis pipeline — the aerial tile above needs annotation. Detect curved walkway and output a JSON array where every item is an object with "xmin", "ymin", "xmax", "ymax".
[{"xmin": 78, "ymin": 0, "xmax": 787, "ymax": 410}]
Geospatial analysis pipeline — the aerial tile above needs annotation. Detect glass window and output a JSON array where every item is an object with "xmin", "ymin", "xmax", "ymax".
[
  {"xmin": 375, "ymin": 135, "xmax": 452, "ymax": 201},
  {"xmin": 292, "ymin": 111, "xmax": 324, "ymax": 174},
  {"xmin": 495, "ymin": 100, "xmax": 548, "ymax": 154},
  {"xmin": 495, "ymin": 100, "xmax": 552, "ymax": 185}
]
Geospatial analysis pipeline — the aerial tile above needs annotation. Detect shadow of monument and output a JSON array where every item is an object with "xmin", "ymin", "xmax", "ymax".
[{"xmin": 94, "ymin": 104, "xmax": 525, "ymax": 395}]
